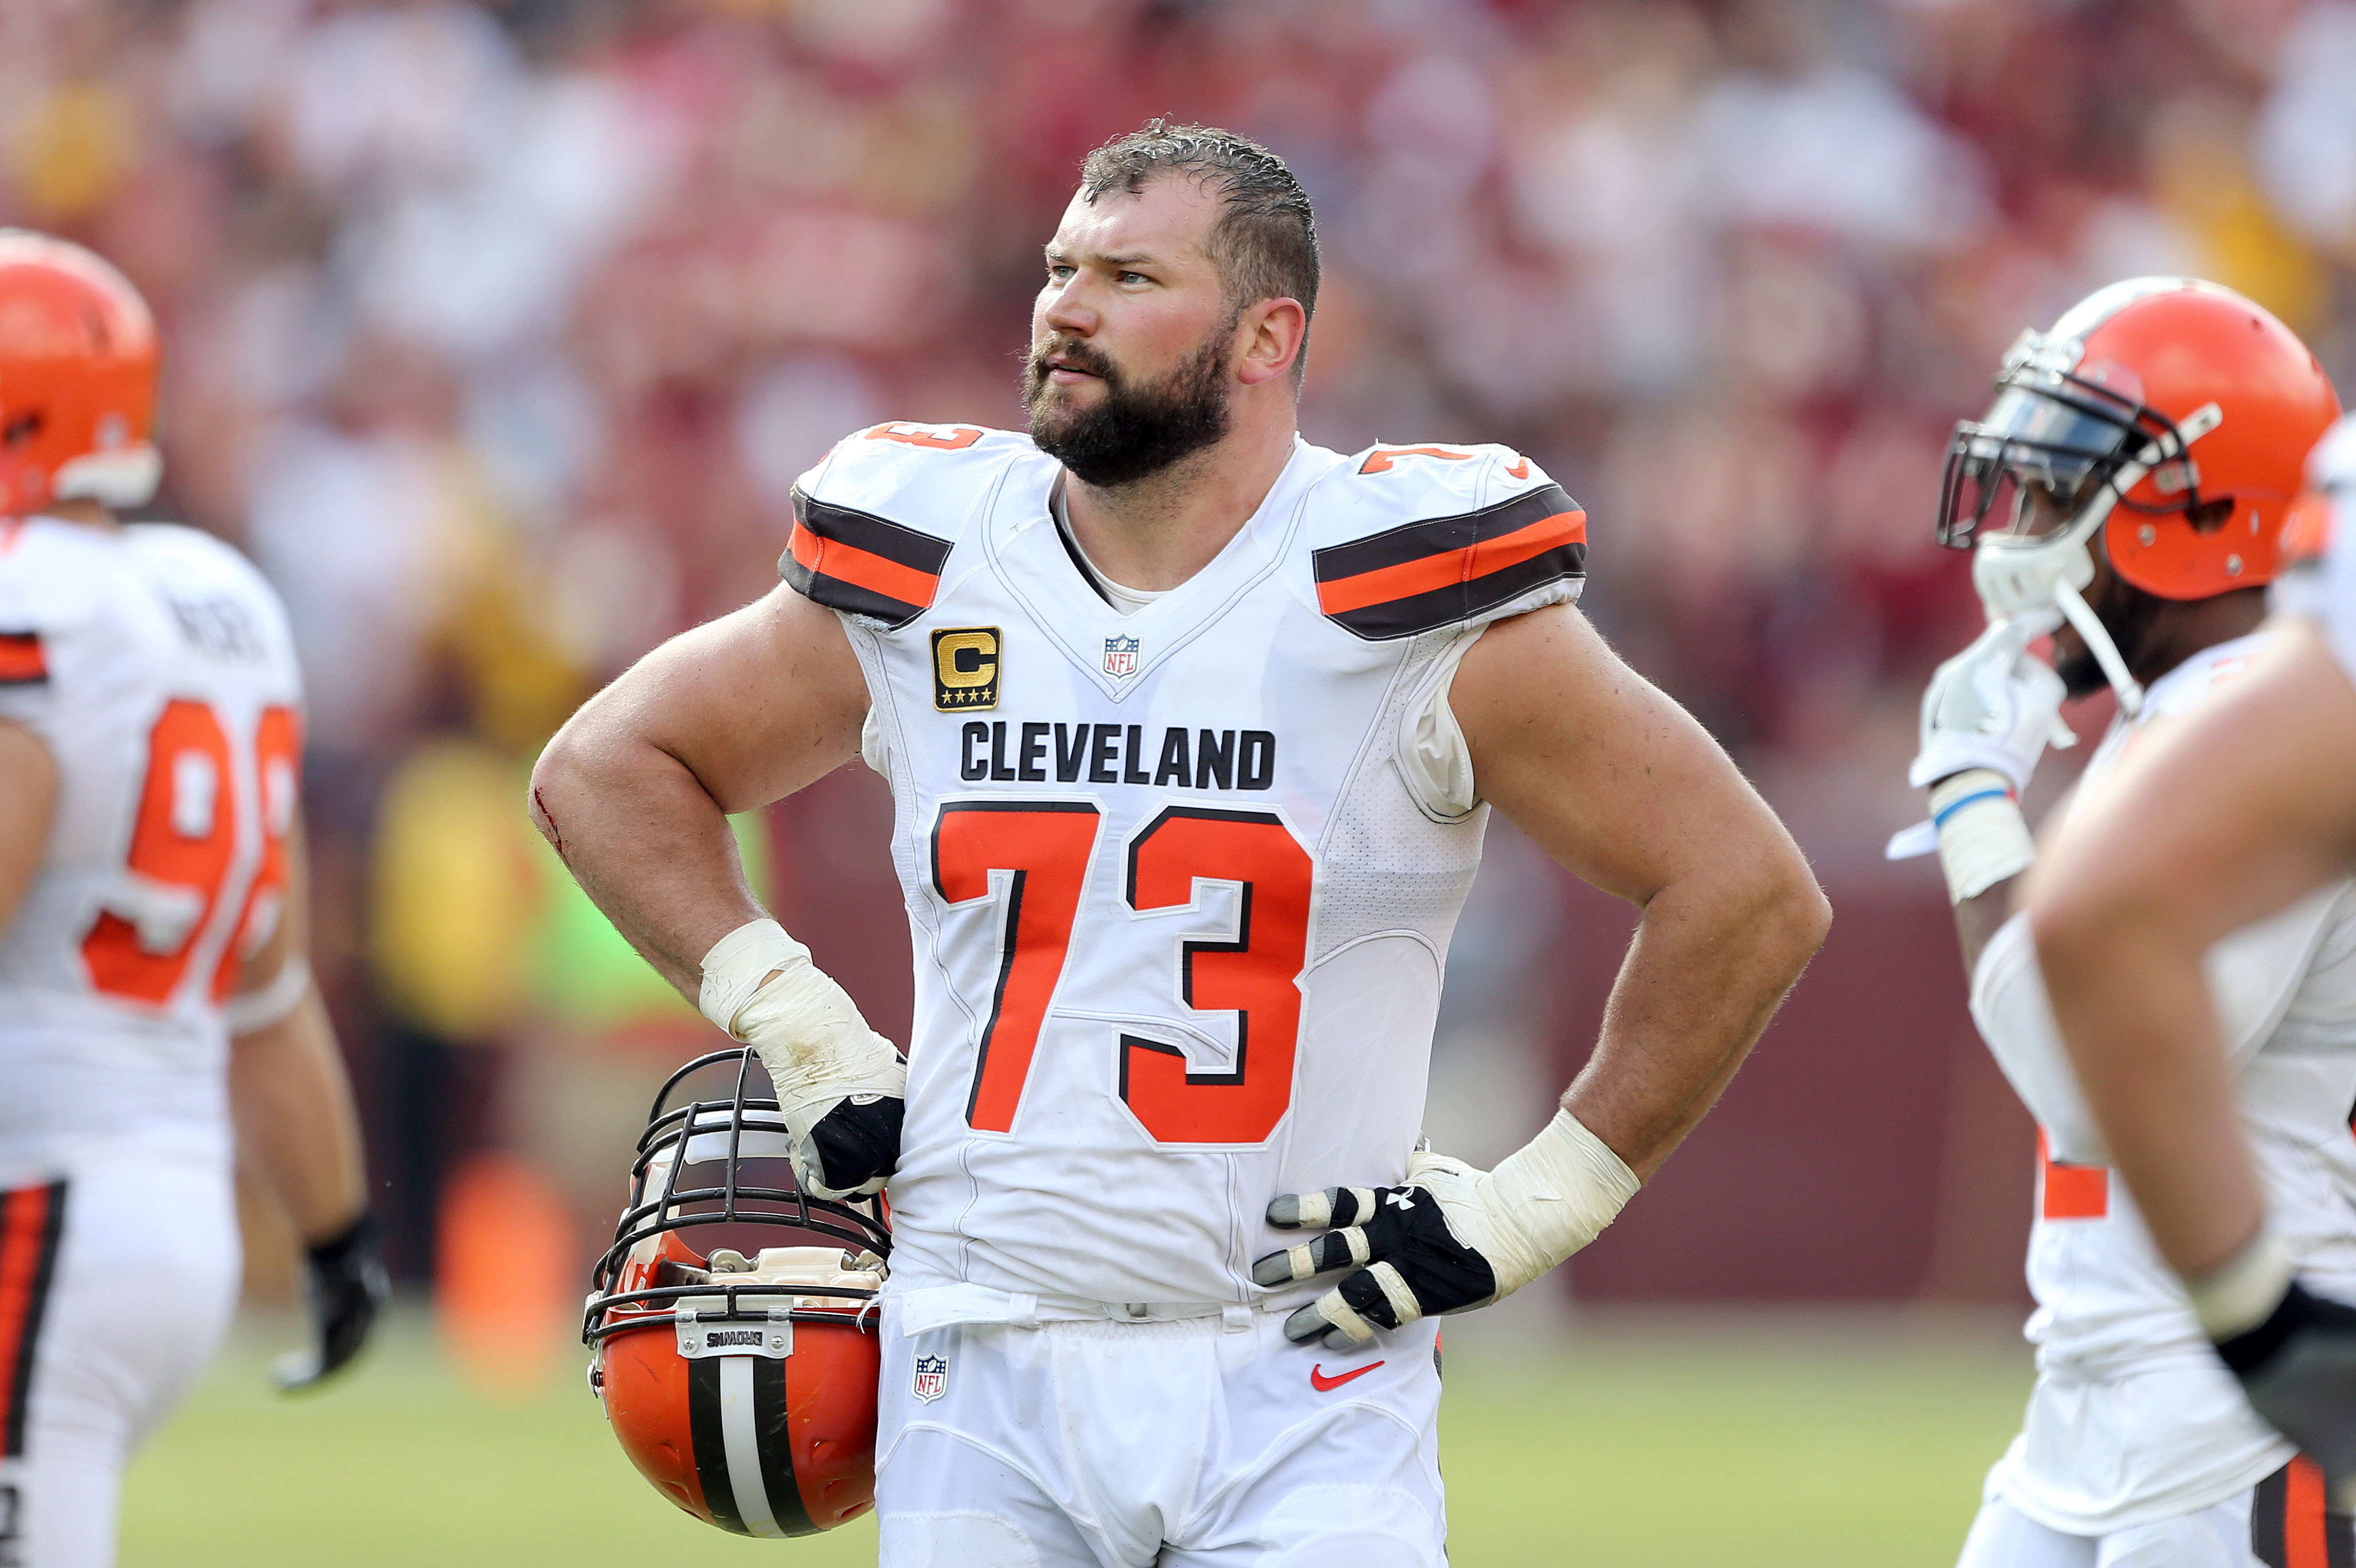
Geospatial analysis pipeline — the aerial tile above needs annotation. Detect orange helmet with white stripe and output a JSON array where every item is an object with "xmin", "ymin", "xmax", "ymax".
[
  {"xmin": 1939, "ymin": 279, "xmax": 2341, "ymax": 605},
  {"xmin": 0, "ymin": 230, "xmax": 163, "ymax": 519},
  {"xmin": 585, "ymin": 1049, "xmax": 889, "ymax": 1538}
]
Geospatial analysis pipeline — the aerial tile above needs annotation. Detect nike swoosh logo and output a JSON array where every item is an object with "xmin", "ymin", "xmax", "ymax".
[{"xmin": 1310, "ymin": 1360, "xmax": 1384, "ymax": 1392}]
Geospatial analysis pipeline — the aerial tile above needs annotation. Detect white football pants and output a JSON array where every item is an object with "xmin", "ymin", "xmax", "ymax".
[
  {"xmin": 0, "ymin": 1156, "xmax": 239, "ymax": 1568},
  {"xmin": 1958, "ymin": 1460, "xmax": 2349, "ymax": 1568},
  {"xmin": 874, "ymin": 1304, "xmax": 1447, "ymax": 1567}
]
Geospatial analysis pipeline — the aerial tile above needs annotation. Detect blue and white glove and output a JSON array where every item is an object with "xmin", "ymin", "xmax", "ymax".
[{"xmin": 1908, "ymin": 608, "xmax": 2073, "ymax": 793}]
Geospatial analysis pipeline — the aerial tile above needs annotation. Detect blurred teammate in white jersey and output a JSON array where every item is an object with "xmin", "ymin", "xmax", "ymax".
[
  {"xmin": 0, "ymin": 233, "xmax": 383, "ymax": 1568},
  {"xmin": 2034, "ymin": 407, "xmax": 2356, "ymax": 1515},
  {"xmin": 531, "ymin": 121, "xmax": 1829, "ymax": 1565},
  {"xmin": 1899, "ymin": 277, "xmax": 2352, "ymax": 1566}
]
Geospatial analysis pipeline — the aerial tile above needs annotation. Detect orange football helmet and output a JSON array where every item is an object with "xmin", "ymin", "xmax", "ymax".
[
  {"xmin": 0, "ymin": 230, "xmax": 163, "ymax": 519},
  {"xmin": 1940, "ymin": 278, "xmax": 2341, "ymax": 602},
  {"xmin": 585, "ymin": 1049, "xmax": 889, "ymax": 1537}
]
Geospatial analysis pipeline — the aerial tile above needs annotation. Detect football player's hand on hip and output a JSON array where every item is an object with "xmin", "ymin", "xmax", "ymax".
[
  {"xmin": 1252, "ymin": 1110, "xmax": 1639, "ymax": 1350},
  {"xmin": 699, "ymin": 919, "xmax": 905, "ymax": 1201},
  {"xmin": 1910, "ymin": 607, "xmax": 2072, "ymax": 791},
  {"xmin": 2200, "ymin": 1234, "xmax": 2356, "ymax": 1507}
]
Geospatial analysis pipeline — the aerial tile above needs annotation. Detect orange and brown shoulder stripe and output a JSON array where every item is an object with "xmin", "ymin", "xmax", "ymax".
[
  {"xmin": 1313, "ymin": 477, "xmax": 1586, "ymax": 641},
  {"xmin": 780, "ymin": 488, "xmax": 954, "ymax": 629}
]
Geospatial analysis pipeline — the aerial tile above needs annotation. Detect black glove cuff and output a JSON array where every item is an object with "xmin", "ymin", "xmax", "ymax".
[
  {"xmin": 809, "ymin": 1096, "xmax": 904, "ymax": 1193},
  {"xmin": 306, "ymin": 1209, "xmax": 380, "ymax": 1275},
  {"xmin": 2218, "ymin": 1279, "xmax": 2316, "ymax": 1378}
]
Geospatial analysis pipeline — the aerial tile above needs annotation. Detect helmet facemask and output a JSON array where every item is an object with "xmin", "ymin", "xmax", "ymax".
[
  {"xmin": 1938, "ymin": 327, "xmax": 2226, "ymax": 717},
  {"xmin": 585, "ymin": 1049, "xmax": 890, "ymax": 1539}
]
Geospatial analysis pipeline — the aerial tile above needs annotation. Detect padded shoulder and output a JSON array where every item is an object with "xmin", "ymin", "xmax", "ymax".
[
  {"xmin": 1306, "ymin": 442, "xmax": 1587, "ymax": 641},
  {"xmin": 784, "ymin": 421, "xmax": 1037, "ymax": 628}
]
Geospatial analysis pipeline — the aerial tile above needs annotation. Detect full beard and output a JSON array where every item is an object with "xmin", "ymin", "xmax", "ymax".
[{"xmin": 1024, "ymin": 319, "xmax": 1236, "ymax": 488}]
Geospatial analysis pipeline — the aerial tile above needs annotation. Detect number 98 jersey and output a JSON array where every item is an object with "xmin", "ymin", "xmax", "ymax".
[
  {"xmin": 784, "ymin": 424, "xmax": 1586, "ymax": 1310},
  {"xmin": 0, "ymin": 519, "xmax": 303, "ymax": 1187}
]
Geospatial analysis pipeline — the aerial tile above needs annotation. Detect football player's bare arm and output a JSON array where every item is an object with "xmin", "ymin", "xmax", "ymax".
[
  {"xmin": 0, "ymin": 719, "xmax": 57, "ymax": 935},
  {"xmin": 227, "ymin": 821, "xmax": 387, "ymax": 1389},
  {"xmin": 2034, "ymin": 620, "xmax": 2356, "ymax": 1277},
  {"xmin": 527, "ymin": 582, "xmax": 867, "ymax": 997},
  {"xmin": 1454, "ymin": 603, "xmax": 1832, "ymax": 1179},
  {"xmin": 531, "ymin": 584, "xmax": 901, "ymax": 1202},
  {"xmin": 2035, "ymin": 618, "xmax": 2356, "ymax": 1498},
  {"xmin": 1254, "ymin": 605, "xmax": 1829, "ymax": 1350}
]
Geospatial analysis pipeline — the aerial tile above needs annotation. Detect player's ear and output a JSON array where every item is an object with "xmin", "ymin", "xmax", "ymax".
[{"xmin": 1235, "ymin": 297, "xmax": 1308, "ymax": 389}]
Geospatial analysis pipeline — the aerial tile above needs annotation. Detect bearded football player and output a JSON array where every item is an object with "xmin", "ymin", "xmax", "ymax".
[
  {"xmin": 533, "ymin": 122, "xmax": 1829, "ymax": 1565},
  {"xmin": 0, "ymin": 233, "xmax": 385, "ymax": 1568},
  {"xmin": 2034, "ymin": 406, "xmax": 2356, "ymax": 1521},
  {"xmin": 1897, "ymin": 277, "xmax": 2356, "ymax": 1565}
]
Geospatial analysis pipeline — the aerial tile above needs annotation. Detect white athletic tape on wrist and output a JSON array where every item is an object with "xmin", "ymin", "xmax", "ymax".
[
  {"xmin": 696, "ymin": 918, "xmax": 905, "ymax": 1136},
  {"xmin": 2186, "ymin": 1225, "xmax": 2294, "ymax": 1342},
  {"xmin": 223, "ymin": 955, "xmax": 311, "ymax": 1036},
  {"xmin": 698, "ymin": 919, "xmax": 808, "ymax": 1036},
  {"xmin": 1464, "ymin": 1109, "xmax": 1641, "ymax": 1295},
  {"xmin": 1929, "ymin": 769, "xmax": 2036, "ymax": 905}
]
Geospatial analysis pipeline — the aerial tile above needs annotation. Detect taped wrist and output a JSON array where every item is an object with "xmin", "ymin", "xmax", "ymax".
[
  {"xmin": 698, "ymin": 919, "xmax": 809, "ymax": 1036},
  {"xmin": 1472, "ymin": 1110, "xmax": 1641, "ymax": 1294},
  {"xmin": 698, "ymin": 918, "xmax": 903, "ymax": 1126},
  {"xmin": 1930, "ymin": 769, "xmax": 2035, "ymax": 904},
  {"xmin": 2189, "ymin": 1224, "xmax": 2294, "ymax": 1343}
]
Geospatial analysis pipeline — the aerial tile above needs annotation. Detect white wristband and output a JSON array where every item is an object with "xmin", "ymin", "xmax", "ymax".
[
  {"xmin": 1475, "ymin": 1109, "xmax": 1641, "ymax": 1289},
  {"xmin": 2186, "ymin": 1224, "xmax": 2294, "ymax": 1341},
  {"xmin": 223, "ymin": 955, "xmax": 312, "ymax": 1036},
  {"xmin": 1930, "ymin": 769, "xmax": 2036, "ymax": 904},
  {"xmin": 698, "ymin": 918, "xmax": 811, "ymax": 1037}
]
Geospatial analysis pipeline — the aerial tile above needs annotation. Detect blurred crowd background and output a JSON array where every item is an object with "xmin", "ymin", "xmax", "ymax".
[{"xmin": 10, "ymin": 0, "xmax": 2356, "ymax": 1380}]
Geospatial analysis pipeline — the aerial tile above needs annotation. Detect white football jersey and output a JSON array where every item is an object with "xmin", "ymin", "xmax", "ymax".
[
  {"xmin": 1968, "ymin": 634, "xmax": 2356, "ymax": 1534},
  {"xmin": 783, "ymin": 424, "xmax": 1586, "ymax": 1313},
  {"xmin": 0, "ymin": 518, "xmax": 304, "ymax": 1186}
]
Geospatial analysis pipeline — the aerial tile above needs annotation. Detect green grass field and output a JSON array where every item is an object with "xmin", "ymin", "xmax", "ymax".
[{"xmin": 120, "ymin": 1307, "xmax": 2031, "ymax": 1567}]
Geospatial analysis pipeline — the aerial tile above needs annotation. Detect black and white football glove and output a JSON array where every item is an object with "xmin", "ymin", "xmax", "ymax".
[
  {"xmin": 2216, "ymin": 1281, "xmax": 2356, "ymax": 1507},
  {"xmin": 273, "ymin": 1210, "xmax": 389, "ymax": 1393},
  {"xmin": 699, "ymin": 920, "xmax": 905, "ymax": 1201},
  {"xmin": 1251, "ymin": 1112, "xmax": 1640, "ymax": 1350}
]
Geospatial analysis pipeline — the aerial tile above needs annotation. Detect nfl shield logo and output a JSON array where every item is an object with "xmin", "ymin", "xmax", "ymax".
[
  {"xmin": 912, "ymin": 1354, "xmax": 949, "ymax": 1404},
  {"xmin": 1103, "ymin": 635, "xmax": 1140, "ymax": 678}
]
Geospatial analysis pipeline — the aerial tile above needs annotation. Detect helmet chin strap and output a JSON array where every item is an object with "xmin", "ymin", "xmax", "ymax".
[
  {"xmin": 1970, "ymin": 401, "xmax": 2223, "ymax": 722},
  {"xmin": 2053, "ymin": 576, "xmax": 2144, "ymax": 719}
]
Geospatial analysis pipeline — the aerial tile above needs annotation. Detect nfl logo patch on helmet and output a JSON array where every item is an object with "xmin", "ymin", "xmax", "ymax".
[
  {"xmin": 1102, "ymin": 636, "xmax": 1140, "ymax": 678},
  {"xmin": 912, "ymin": 1354, "xmax": 949, "ymax": 1403}
]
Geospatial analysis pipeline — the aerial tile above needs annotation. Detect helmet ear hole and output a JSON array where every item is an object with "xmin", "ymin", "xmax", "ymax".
[
  {"xmin": 2185, "ymin": 495, "xmax": 2234, "ymax": 535},
  {"xmin": 3, "ymin": 411, "xmax": 42, "ymax": 448}
]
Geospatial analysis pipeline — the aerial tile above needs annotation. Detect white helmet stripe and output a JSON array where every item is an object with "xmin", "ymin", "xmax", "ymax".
[{"xmin": 719, "ymin": 1355, "xmax": 786, "ymax": 1538}]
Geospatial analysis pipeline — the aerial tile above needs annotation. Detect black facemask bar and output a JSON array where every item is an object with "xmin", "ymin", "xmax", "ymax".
[
  {"xmin": 1936, "ymin": 358, "xmax": 2209, "ymax": 552},
  {"xmin": 584, "ymin": 1047, "xmax": 890, "ymax": 1345}
]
